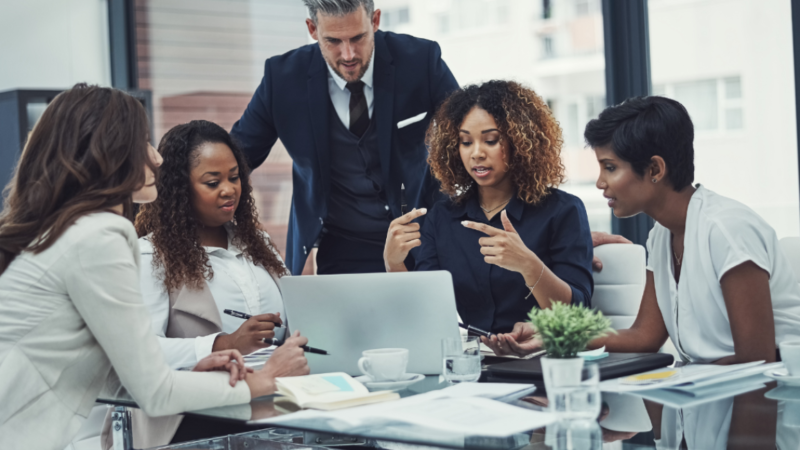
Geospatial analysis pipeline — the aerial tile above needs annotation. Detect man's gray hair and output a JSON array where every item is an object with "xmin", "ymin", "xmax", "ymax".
[{"xmin": 303, "ymin": 0, "xmax": 375, "ymax": 24}]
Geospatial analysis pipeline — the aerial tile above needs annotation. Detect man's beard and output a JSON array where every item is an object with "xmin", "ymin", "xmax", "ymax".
[{"xmin": 329, "ymin": 47, "xmax": 373, "ymax": 82}]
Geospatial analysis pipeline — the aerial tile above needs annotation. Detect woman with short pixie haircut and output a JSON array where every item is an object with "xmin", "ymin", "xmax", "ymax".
[
  {"xmin": 384, "ymin": 80, "xmax": 593, "ymax": 338},
  {"xmin": 487, "ymin": 96, "xmax": 800, "ymax": 364}
]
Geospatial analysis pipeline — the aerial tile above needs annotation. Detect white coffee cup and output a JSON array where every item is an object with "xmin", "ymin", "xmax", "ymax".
[
  {"xmin": 780, "ymin": 340, "xmax": 800, "ymax": 376},
  {"xmin": 358, "ymin": 348, "xmax": 409, "ymax": 382}
]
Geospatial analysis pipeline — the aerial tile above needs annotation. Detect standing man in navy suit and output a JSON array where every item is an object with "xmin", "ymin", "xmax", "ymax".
[{"xmin": 231, "ymin": 0, "xmax": 459, "ymax": 275}]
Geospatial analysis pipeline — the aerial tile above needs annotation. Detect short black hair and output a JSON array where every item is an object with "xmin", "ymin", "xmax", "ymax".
[{"xmin": 584, "ymin": 96, "xmax": 695, "ymax": 191}]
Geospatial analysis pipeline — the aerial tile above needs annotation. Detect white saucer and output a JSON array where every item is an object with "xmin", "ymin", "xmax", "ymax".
[
  {"xmin": 355, "ymin": 373, "xmax": 425, "ymax": 391},
  {"xmin": 763, "ymin": 368, "xmax": 800, "ymax": 387}
]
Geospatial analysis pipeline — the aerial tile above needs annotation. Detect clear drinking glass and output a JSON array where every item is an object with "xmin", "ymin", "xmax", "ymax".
[
  {"xmin": 546, "ymin": 363, "xmax": 601, "ymax": 420},
  {"xmin": 441, "ymin": 336, "xmax": 481, "ymax": 383}
]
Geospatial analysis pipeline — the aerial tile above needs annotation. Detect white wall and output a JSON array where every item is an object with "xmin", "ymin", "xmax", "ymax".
[{"xmin": 0, "ymin": 0, "xmax": 111, "ymax": 92}]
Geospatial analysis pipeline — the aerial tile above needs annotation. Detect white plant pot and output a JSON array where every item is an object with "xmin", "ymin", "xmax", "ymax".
[{"xmin": 541, "ymin": 355, "xmax": 584, "ymax": 394}]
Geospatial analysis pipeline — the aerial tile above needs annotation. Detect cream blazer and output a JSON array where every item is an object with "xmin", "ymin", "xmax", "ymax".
[{"xmin": 0, "ymin": 213, "xmax": 251, "ymax": 450}]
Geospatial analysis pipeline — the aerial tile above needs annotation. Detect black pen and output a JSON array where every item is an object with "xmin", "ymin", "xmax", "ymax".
[
  {"xmin": 263, "ymin": 338, "xmax": 330, "ymax": 356},
  {"xmin": 223, "ymin": 309, "xmax": 283, "ymax": 327},
  {"xmin": 458, "ymin": 322, "xmax": 494, "ymax": 338},
  {"xmin": 400, "ymin": 183, "xmax": 407, "ymax": 215}
]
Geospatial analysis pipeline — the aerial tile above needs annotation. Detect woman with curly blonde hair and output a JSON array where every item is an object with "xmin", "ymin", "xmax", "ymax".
[{"xmin": 384, "ymin": 80, "xmax": 593, "ymax": 338}]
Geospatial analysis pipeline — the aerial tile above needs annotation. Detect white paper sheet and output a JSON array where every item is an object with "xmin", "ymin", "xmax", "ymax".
[{"xmin": 599, "ymin": 361, "xmax": 771, "ymax": 393}]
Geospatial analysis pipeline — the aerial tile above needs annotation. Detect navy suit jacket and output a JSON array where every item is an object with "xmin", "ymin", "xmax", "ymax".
[{"xmin": 231, "ymin": 31, "xmax": 459, "ymax": 274}]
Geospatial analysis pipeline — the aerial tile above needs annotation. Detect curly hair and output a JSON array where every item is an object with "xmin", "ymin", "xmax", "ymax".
[
  {"xmin": 135, "ymin": 120, "xmax": 287, "ymax": 291},
  {"xmin": 426, "ymin": 80, "xmax": 566, "ymax": 204}
]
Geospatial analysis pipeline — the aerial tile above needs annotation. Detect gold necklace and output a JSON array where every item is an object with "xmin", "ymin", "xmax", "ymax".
[{"xmin": 480, "ymin": 197, "xmax": 512, "ymax": 214}]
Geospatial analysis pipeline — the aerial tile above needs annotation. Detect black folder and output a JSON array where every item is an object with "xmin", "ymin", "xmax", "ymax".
[{"xmin": 485, "ymin": 353, "xmax": 675, "ymax": 386}]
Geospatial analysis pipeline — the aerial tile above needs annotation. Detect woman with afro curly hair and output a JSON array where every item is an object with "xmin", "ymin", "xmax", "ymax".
[
  {"xmin": 131, "ymin": 120, "xmax": 298, "ymax": 446},
  {"xmin": 384, "ymin": 80, "xmax": 593, "ymax": 342}
]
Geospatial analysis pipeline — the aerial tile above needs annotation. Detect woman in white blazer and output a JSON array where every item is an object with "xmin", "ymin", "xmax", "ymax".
[{"xmin": 0, "ymin": 84, "xmax": 310, "ymax": 450}]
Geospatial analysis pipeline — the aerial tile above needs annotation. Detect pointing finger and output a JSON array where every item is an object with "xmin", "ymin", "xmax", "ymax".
[
  {"xmin": 500, "ymin": 210, "xmax": 517, "ymax": 234},
  {"xmin": 462, "ymin": 220, "xmax": 501, "ymax": 236}
]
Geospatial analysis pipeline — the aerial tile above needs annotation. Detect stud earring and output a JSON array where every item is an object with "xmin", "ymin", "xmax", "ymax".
[{"xmin": 652, "ymin": 178, "xmax": 657, "ymax": 183}]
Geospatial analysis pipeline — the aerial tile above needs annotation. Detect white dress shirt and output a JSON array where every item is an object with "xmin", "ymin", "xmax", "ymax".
[
  {"xmin": 327, "ymin": 49, "xmax": 375, "ymax": 127},
  {"xmin": 0, "ymin": 213, "xmax": 250, "ymax": 450},
  {"xmin": 140, "ymin": 228, "xmax": 286, "ymax": 369},
  {"xmin": 647, "ymin": 185, "xmax": 800, "ymax": 363}
]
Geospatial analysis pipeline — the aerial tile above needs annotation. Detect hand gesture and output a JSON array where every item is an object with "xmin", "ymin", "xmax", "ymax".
[
  {"xmin": 481, "ymin": 322, "xmax": 542, "ymax": 357},
  {"xmin": 590, "ymin": 231, "xmax": 632, "ymax": 272},
  {"xmin": 384, "ymin": 208, "xmax": 427, "ymax": 271},
  {"xmin": 260, "ymin": 331, "xmax": 311, "ymax": 379},
  {"xmin": 193, "ymin": 349, "xmax": 253, "ymax": 387},
  {"xmin": 213, "ymin": 313, "xmax": 283, "ymax": 355},
  {"xmin": 462, "ymin": 210, "xmax": 537, "ymax": 276}
]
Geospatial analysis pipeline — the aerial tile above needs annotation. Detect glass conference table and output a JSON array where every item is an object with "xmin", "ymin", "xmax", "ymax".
[{"xmin": 100, "ymin": 368, "xmax": 800, "ymax": 450}]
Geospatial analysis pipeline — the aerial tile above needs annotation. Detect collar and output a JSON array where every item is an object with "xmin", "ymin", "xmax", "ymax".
[
  {"xmin": 326, "ymin": 46, "xmax": 375, "ymax": 91},
  {"xmin": 205, "ymin": 222, "xmax": 243, "ymax": 256},
  {"xmin": 450, "ymin": 190, "xmax": 526, "ymax": 222}
]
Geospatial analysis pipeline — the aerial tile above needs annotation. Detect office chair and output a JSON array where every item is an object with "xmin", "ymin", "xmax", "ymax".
[
  {"xmin": 591, "ymin": 243, "xmax": 646, "ymax": 330},
  {"xmin": 778, "ymin": 236, "xmax": 800, "ymax": 282}
]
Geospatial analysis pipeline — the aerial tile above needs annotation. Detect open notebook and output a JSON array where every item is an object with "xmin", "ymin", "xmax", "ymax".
[{"xmin": 275, "ymin": 373, "xmax": 400, "ymax": 411}]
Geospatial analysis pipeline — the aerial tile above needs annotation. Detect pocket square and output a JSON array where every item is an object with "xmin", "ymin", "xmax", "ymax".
[{"xmin": 397, "ymin": 112, "xmax": 427, "ymax": 129}]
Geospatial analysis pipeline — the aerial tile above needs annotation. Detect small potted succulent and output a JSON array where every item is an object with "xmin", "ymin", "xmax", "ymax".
[{"xmin": 528, "ymin": 302, "xmax": 614, "ymax": 392}]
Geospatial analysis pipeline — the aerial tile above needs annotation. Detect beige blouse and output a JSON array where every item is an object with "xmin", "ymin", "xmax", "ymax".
[{"xmin": 0, "ymin": 212, "xmax": 251, "ymax": 450}]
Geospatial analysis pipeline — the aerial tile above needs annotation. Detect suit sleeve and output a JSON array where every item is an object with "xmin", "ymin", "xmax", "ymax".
[
  {"xmin": 419, "ymin": 42, "xmax": 459, "ymax": 209},
  {"xmin": 548, "ymin": 196, "xmax": 595, "ymax": 307},
  {"xmin": 231, "ymin": 59, "xmax": 280, "ymax": 170}
]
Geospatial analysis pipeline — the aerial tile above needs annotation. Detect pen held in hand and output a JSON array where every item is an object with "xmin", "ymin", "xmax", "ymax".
[
  {"xmin": 223, "ymin": 309, "xmax": 283, "ymax": 328},
  {"xmin": 400, "ymin": 183, "xmax": 407, "ymax": 215},
  {"xmin": 263, "ymin": 338, "xmax": 330, "ymax": 356},
  {"xmin": 458, "ymin": 322, "xmax": 494, "ymax": 338}
]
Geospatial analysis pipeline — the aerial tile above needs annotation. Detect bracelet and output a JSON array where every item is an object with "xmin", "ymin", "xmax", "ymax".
[{"xmin": 524, "ymin": 264, "xmax": 545, "ymax": 299}]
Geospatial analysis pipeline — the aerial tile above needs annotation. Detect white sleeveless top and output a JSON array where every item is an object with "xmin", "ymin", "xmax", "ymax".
[{"xmin": 646, "ymin": 185, "xmax": 800, "ymax": 363}]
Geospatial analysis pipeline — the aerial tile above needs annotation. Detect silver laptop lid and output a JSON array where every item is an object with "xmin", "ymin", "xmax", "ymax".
[{"xmin": 280, "ymin": 271, "xmax": 460, "ymax": 376}]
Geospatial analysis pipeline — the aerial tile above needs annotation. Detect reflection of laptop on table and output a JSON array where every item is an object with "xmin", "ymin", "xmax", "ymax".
[
  {"xmin": 486, "ymin": 353, "xmax": 675, "ymax": 387},
  {"xmin": 280, "ymin": 271, "xmax": 460, "ymax": 376}
]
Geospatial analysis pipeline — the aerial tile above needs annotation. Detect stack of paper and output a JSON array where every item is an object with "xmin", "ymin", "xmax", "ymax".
[
  {"xmin": 253, "ymin": 381, "xmax": 553, "ymax": 437},
  {"xmin": 599, "ymin": 361, "xmax": 783, "ymax": 409}
]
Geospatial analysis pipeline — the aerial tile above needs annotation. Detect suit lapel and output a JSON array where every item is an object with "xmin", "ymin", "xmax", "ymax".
[
  {"xmin": 373, "ymin": 32, "xmax": 395, "ymax": 205},
  {"xmin": 308, "ymin": 48, "xmax": 332, "ymax": 195}
]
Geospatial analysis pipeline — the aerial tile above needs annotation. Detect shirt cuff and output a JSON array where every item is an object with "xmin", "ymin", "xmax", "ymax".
[{"xmin": 195, "ymin": 332, "xmax": 223, "ymax": 363}]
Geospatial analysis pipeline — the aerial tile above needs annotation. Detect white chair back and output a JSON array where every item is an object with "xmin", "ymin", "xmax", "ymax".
[
  {"xmin": 591, "ymin": 243, "xmax": 646, "ymax": 330},
  {"xmin": 778, "ymin": 237, "xmax": 800, "ymax": 283}
]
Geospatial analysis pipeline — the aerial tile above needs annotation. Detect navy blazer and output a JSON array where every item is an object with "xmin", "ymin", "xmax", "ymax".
[{"xmin": 231, "ymin": 31, "xmax": 459, "ymax": 274}]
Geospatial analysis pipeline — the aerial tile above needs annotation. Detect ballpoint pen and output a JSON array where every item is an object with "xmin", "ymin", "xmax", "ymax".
[
  {"xmin": 400, "ymin": 183, "xmax": 407, "ymax": 215},
  {"xmin": 223, "ymin": 309, "xmax": 283, "ymax": 327},
  {"xmin": 458, "ymin": 322, "xmax": 494, "ymax": 338},
  {"xmin": 263, "ymin": 338, "xmax": 330, "ymax": 355}
]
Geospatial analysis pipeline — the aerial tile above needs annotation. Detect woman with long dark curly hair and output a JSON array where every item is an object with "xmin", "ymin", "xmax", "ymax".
[
  {"xmin": 384, "ymin": 80, "xmax": 593, "ymax": 343},
  {"xmin": 131, "ymin": 120, "xmax": 292, "ymax": 446}
]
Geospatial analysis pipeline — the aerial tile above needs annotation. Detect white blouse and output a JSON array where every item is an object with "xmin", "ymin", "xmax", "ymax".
[
  {"xmin": 140, "ymin": 227, "xmax": 286, "ymax": 369},
  {"xmin": 647, "ymin": 185, "xmax": 800, "ymax": 363}
]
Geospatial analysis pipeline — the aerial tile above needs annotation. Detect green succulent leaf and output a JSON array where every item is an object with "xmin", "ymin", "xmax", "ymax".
[{"xmin": 528, "ymin": 302, "xmax": 616, "ymax": 359}]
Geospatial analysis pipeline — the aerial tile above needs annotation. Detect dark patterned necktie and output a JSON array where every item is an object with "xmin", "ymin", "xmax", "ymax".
[{"xmin": 346, "ymin": 81, "xmax": 370, "ymax": 137}]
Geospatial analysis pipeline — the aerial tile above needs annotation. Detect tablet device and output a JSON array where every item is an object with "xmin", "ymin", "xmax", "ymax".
[{"xmin": 280, "ymin": 271, "xmax": 461, "ymax": 376}]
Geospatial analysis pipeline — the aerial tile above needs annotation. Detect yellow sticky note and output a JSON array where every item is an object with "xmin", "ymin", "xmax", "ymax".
[{"xmin": 620, "ymin": 369, "xmax": 679, "ymax": 385}]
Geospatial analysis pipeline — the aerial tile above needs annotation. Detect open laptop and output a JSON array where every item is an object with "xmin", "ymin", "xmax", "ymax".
[{"xmin": 280, "ymin": 271, "xmax": 460, "ymax": 376}]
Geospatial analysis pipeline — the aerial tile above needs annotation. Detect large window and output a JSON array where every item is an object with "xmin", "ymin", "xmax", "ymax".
[
  {"xmin": 390, "ymin": 0, "xmax": 610, "ymax": 232},
  {"xmin": 649, "ymin": 0, "xmax": 799, "ymax": 238},
  {"xmin": 134, "ymin": 0, "xmax": 309, "ymax": 259}
]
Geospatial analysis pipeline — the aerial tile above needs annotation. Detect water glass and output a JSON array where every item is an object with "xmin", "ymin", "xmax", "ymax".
[
  {"xmin": 547, "ymin": 363, "xmax": 601, "ymax": 420},
  {"xmin": 442, "ymin": 336, "xmax": 481, "ymax": 383}
]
